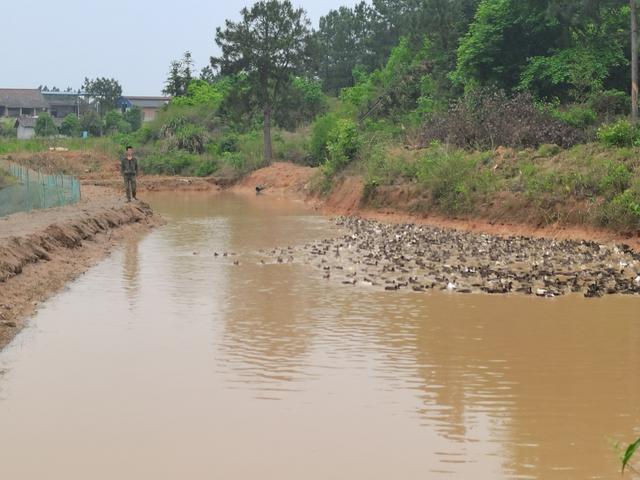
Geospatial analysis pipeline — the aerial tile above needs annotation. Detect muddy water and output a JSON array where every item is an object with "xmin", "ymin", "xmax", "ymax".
[{"xmin": 1, "ymin": 192, "xmax": 639, "ymax": 480}]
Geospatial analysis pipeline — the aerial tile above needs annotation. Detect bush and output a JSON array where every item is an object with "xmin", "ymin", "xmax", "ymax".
[
  {"xmin": 588, "ymin": 90, "xmax": 629, "ymax": 119},
  {"xmin": 309, "ymin": 113, "xmax": 338, "ymax": 165},
  {"xmin": 598, "ymin": 162, "xmax": 632, "ymax": 197},
  {"xmin": 172, "ymin": 124, "xmax": 207, "ymax": 154},
  {"xmin": 321, "ymin": 119, "xmax": 360, "ymax": 179},
  {"xmin": 124, "ymin": 107, "xmax": 143, "ymax": 132},
  {"xmin": 596, "ymin": 120, "xmax": 639, "ymax": 147},
  {"xmin": 60, "ymin": 114, "xmax": 81, "ymax": 137},
  {"xmin": 81, "ymin": 110, "xmax": 102, "ymax": 136},
  {"xmin": 35, "ymin": 112, "xmax": 58, "ymax": 137},
  {"xmin": 0, "ymin": 119, "xmax": 15, "ymax": 138},
  {"xmin": 416, "ymin": 147, "xmax": 496, "ymax": 213},
  {"xmin": 140, "ymin": 150, "xmax": 216, "ymax": 176},
  {"xmin": 421, "ymin": 89, "xmax": 584, "ymax": 149},
  {"xmin": 553, "ymin": 105, "xmax": 597, "ymax": 128},
  {"xmin": 598, "ymin": 184, "xmax": 640, "ymax": 232}
]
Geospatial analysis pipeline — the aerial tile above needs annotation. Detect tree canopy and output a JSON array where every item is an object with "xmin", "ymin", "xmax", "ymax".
[{"xmin": 211, "ymin": 0, "xmax": 314, "ymax": 161}]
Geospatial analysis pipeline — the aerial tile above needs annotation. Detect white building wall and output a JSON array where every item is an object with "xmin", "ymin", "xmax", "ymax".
[{"xmin": 17, "ymin": 125, "xmax": 35, "ymax": 140}]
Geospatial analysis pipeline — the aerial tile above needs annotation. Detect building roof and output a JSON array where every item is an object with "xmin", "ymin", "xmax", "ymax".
[
  {"xmin": 42, "ymin": 92, "xmax": 81, "ymax": 107},
  {"xmin": 122, "ymin": 96, "xmax": 171, "ymax": 109},
  {"xmin": 0, "ymin": 89, "xmax": 49, "ymax": 109},
  {"xmin": 15, "ymin": 116, "xmax": 63, "ymax": 128}
]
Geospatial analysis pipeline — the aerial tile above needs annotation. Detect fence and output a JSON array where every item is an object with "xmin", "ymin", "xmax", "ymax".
[{"xmin": 0, "ymin": 160, "xmax": 81, "ymax": 217}]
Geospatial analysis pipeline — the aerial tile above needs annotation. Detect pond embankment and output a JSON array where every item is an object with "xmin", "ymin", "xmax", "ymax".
[{"xmin": 0, "ymin": 185, "xmax": 159, "ymax": 349}]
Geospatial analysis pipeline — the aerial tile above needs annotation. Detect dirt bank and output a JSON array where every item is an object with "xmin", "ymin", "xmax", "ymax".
[
  {"xmin": 229, "ymin": 162, "xmax": 640, "ymax": 252},
  {"xmin": 5, "ymin": 150, "xmax": 639, "ymax": 251},
  {"xmin": 0, "ymin": 185, "xmax": 159, "ymax": 349}
]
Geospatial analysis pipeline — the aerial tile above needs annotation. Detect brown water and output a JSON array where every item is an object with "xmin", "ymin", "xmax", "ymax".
[{"xmin": 1, "ymin": 192, "xmax": 639, "ymax": 480}]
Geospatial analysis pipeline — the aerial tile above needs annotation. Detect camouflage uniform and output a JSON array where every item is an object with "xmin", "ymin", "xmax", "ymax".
[{"xmin": 120, "ymin": 155, "xmax": 139, "ymax": 201}]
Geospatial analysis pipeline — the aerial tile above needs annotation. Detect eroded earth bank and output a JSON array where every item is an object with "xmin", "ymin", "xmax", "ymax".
[{"xmin": 0, "ymin": 185, "xmax": 158, "ymax": 349}]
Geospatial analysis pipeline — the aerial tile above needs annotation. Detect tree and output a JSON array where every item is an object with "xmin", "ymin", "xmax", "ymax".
[
  {"xmin": 273, "ymin": 76, "xmax": 328, "ymax": 129},
  {"xmin": 316, "ymin": 3, "xmax": 377, "ymax": 94},
  {"xmin": 163, "ymin": 60, "xmax": 184, "ymax": 97},
  {"xmin": 82, "ymin": 77, "xmax": 123, "ymax": 115},
  {"xmin": 212, "ymin": 0, "xmax": 314, "ymax": 163},
  {"xmin": 453, "ymin": 0, "xmax": 629, "ymax": 99},
  {"xmin": 80, "ymin": 110, "xmax": 102, "ymax": 137},
  {"xmin": 124, "ymin": 106, "xmax": 143, "ymax": 131},
  {"xmin": 35, "ymin": 112, "xmax": 58, "ymax": 137},
  {"xmin": 163, "ymin": 52, "xmax": 196, "ymax": 97},
  {"xmin": 60, "ymin": 114, "xmax": 81, "ymax": 137},
  {"xmin": 200, "ymin": 65, "xmax": 218, "ymax": 83},
  {"xmin": 632, "ymin": 0, "xmax": 638, "ymax": 123},
  {"xmin": 182, "ymin": 51, "xmax": 194, "ymax": 88}
]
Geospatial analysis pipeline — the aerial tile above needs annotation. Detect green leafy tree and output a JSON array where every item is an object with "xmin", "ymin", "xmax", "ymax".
[
  {"xmin": 273, "ymin": 76, "xmax": 328, "ymax": 129},
  {"xmin": 316, "ymin": 3, "xmax": 377, "ymax": 93},
  {"xmin": 212, "ymin": 0, "xmax": 314, "ymax": 162},
  {"xmin": 200, "ymin": 65, "xmax": 218, "ymax": 83},
  {"xmin": 82, "ymin": 77, "xmax": 123, "ymax": 115},
  {"xmin": 60, "ymin": 114, "xmax": 81, "ymax": 137},
  {"xmin": 105, "ymin": 110, "xmax": 124, "ymax": 133},
  {"xmin": 454, "ymin": 0, "xmax": 563, "ymax": 91},
  {"xmin": 163, "ymin": 60, "xmax": 185, "ymax": 96},
  {"xmin": 163, "ymin": 52, "xmax": 196, "ymax": 97},
  {"xmin": 171, "ymin": 79, "xmax": 232, "ymax": 108},
  {"xmin": 124, "ymin": 106, "xmax": 143, "ymax": 131},
  {"xmin": 454, "ymin": 0, "xmax": 628, "ymax": 98},
  {"xmin": 80, "ymin": 110, "xmax": 103, "ymax": 137},
  {"xmin": 35, "ymin": 113, "xmax": 58, "ymax": 137},
  {"xmin": 182, "ymin": 51, "xmax": 194, "ymax": 88}
]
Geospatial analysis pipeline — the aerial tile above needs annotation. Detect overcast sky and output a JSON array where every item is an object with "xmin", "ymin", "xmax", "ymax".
[{"xmin": 1, "ymin": 0, "xmax": 362, "ymax": 95}]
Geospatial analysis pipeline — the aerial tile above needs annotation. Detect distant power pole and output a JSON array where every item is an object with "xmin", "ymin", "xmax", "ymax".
[{"xmin": 632, "ymin": 0, "xmax": 638, "ymax": 123}]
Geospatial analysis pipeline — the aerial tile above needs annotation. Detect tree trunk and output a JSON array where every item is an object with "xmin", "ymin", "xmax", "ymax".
[
  {"xmin": 263, "ymin": 107, "xmax": 272, "ymax": 164},
  {"xmin": 632, "ymin": 0, "xmax": 638, "ymax": 124}
]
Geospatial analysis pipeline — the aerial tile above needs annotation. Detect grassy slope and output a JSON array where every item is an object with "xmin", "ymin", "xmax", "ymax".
[{"xmin": 344, "ymin": 142, "xmax": 640, "ymax": 233}]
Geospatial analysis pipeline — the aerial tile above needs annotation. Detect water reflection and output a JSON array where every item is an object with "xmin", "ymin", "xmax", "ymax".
[{"xmin": 122, "ymin": 237, "xmax": 140, "ymax": 309}]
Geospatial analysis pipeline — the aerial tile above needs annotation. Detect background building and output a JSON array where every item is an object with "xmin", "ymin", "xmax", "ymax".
[
  {"xmin": 119, "ymin": 96, "xmax": 170, "ymax": 122},
  {"xmin": 0, "ymin": 89, "xmax": 49, "ymax": 117}
]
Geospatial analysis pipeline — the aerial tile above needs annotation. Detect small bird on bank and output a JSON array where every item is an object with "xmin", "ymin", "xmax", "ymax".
[{"xmin": 255, "ymin": 185, "xmax": 266, "ymax": 195}]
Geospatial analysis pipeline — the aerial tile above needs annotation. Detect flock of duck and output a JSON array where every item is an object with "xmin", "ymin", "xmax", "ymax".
[{"xmin": 259, "ymin": 217, "xmax": 640, "ymax": 298}]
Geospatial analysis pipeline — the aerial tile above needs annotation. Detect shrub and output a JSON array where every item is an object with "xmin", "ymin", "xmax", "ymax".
[
  {"xmin": 124, "ymin": 107, "xmax": 143, "ymax": 132},
  {"xmin": 416, "ymin": 148, "xmax": 496, "ymax": 213},
  {"xmin": 598, "ymin": 162, "xmax": 632, "ymax": 197},
  {"xmin": 596, "ymin": 120, "xmax": 639, "ymax": 147},
  {"xmin": 309, "ymin": 113, "xmax": 338, "ymax": 165},
  {"xmin": 216, "ymin": 133, "xmax": 239, "ymax": 154},
  {"xmin": 588, "ymin": 89, "xmax": 629, "ymax": 119},
  {"xmin": 421, "ymin": 89, "xmax": 584, "ymax": 149},
  {"xmin": 139, "ymin": 150, "xmax": 215, "ymax": 176},
  {"xmin": 598, "ymin": 185, "xmax": 640, "ymax": 232},
  {"xmin": 553, "ymin": 105, "xmax": 597, "ymax": 128},
  {"xmin": 0, "ymin": 119, "xmax": 15, "ymax": 138},
  {"xmin": 172, "ymin": 124, "xmax": 206, "ymax": 154},
  {"xmin": 80, "ymin": 110, "xmax": 102, "ymax": 136},
  {"xmin": 60, "ymin": 114, "xmax": 81, "ymax": 137},
  {"xmin": 321, "ymin": 119, "xmax": 360, "ymax": 179},
  {"xmin": 35, "ymin": 112, "xmax": 58, "ymax": 137}
]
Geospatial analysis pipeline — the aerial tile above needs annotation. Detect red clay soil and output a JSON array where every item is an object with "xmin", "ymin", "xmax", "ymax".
[
  {"xmin": 0, "ymin": 185, "xmax": 160, "ymax": 349},
  {"xmin": 232, "ymin": 161, "xmax": 317, "ymax": 196}
]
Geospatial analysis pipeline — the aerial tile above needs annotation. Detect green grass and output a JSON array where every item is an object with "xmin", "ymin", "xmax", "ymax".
[
  {"xmin": 0, "ymin": 137, "xmax": 121, "ymax": 156},
  {"xmin": 349, "ymin": 141, "xmax": 640, "ymax": 232}
]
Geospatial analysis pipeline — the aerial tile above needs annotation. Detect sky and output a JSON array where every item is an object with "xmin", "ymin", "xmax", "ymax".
[{"xmin": 1, "ymin": 0, "xmax": 363, "ymax": 96}]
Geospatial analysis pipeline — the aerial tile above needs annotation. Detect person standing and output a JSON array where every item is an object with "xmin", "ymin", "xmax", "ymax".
[{"xmin": 120, "ymin": 146, "xmax": 139, "ymax": 202}]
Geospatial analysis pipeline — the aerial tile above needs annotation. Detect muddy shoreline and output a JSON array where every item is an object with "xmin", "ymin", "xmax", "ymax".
[{"xmin": 0, "ymin": 186, "xmax": 159, "ymax": 350}]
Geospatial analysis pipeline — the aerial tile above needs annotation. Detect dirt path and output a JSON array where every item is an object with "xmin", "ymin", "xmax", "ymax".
[{"xmin": 0, "ymin": 185, "xmax": 160, "ymax": 349}]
